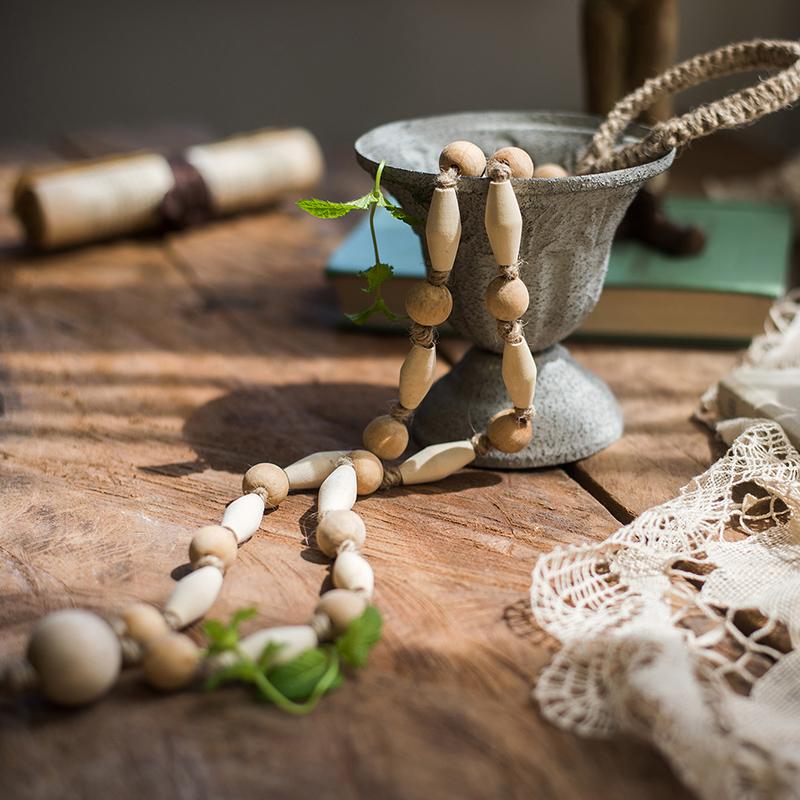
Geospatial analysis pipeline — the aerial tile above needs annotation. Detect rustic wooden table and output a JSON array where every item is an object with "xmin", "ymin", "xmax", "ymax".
[{"xmin": 0, "ymin": 133, "xmax": 758, "ymax": 799}]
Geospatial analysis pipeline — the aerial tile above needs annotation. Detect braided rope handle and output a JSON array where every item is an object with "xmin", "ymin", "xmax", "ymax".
[{"xmin": 578, "ymin": 39, "xmax": 800, "ymax": 175}]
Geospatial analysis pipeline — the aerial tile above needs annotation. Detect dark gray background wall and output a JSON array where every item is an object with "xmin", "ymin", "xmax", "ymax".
[{"xmin": 1, "ymin": 0, "xmax": 799, "ymax": 153}]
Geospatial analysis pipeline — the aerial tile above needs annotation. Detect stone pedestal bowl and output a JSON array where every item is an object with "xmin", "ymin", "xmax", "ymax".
[{"xmin": 354, "ymin": 111, "xmax": 674, "ymax": 468}]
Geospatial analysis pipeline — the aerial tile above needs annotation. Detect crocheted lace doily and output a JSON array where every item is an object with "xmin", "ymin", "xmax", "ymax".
[{"xmin": 531, "ymin": 422, "xmax": 800, "ymax": 798}]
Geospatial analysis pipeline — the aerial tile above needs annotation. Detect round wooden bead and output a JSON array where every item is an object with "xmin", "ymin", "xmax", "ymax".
[
  {"xmin": 121, "ymin": 603, "xmax": 169, "ymax": 647},
  {"xmin": 315, "ymin": 589, "xmax": 367, "ymax": 635},
  {"xmin": 189, "ymin": 525, "xmax": 238, "ymax": 572},
  {"xmin": 362, "ymin": 414, "xmax": 408, "ymax": 460},
  {"xmin": 242, "ymin": 462, "xmax": 289, "ymax": 508},
  {"xmin": 491, "ymin": 147, "xmax": 534, "ymax": 179},
  {"xmin": 485, "ymin": 276, "xmax": 529, "ymax": 321},
  {"xmin": 405, "ymin": 281, "xmax": 452, "ymax": 327},
  {"xmin": 349, "ymin": 449, "xmax": 384, "ymax": 495},
  {"xmin": 487, "ymin": 409, "xmax": 533, "ymax": 453},
  {"xmin": 142, "ymin": 632, "xmax": 200, "ymax": 691},
  {"xmin": 316, "ymin": 509, "xmax": 366, "ymax": 557},
  {"xmin": 439, "ymin": 140, "xmax": 486, "ymax": 177},
  {"xmin": 534, "ymin": 163, "xmax": 568, "ymax": 179},
  {"xmin": 27, "ymin": 609, "xmax": 122, "ymax": 706}
]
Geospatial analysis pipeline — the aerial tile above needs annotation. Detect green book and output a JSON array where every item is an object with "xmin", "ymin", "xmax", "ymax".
[{"xmin": 326, "ymin": 197, "xmax": 792, "ymax": 344}]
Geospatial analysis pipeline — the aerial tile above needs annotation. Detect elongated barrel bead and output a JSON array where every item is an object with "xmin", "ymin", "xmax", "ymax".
[
  {"xmin": 426, "ymin": 187, "xmax": 461, "ymax": 272},
  {"xmin": 221, "ymin": 493, "xmax": 264, "ymax": 544},
  {"xmin": 485, "ymin": 181, "xmax": 522, "ymax": 265},
  {"xmin": 284, "ymin": 450, "xmax": 346, "ymax": 490},
  {"xmin": 213, "ymin": 625, "xmax": 318, "ymax": 668},
  {"xmin": 502, "ymin": 338, "xmax": 537, "ymax": 409},
  {"xmin": 318, "ymin": 463, "xmax": 357, "ymax": 515},
  {"xmin": 398, "ymin": 440, "xmax": 476, "ymax": 485},
  {"xmin": 164, "ymin": 565, "xmax": 224, "ymax": 629},
  {"xmin": 333, "ymin": 550, "xmax": 374, "ymax": 598},
  {"xmin": 398, "ymin": 344, "xmax": 437, "ymax": 410}
]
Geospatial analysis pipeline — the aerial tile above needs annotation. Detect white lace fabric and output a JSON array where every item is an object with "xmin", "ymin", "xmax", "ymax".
[{"xmin": 531, "ymin": 422, "xmax": 800, "ymax": 798}]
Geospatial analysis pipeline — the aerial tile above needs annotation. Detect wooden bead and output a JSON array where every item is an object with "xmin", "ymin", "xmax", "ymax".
[
  {"xmin": 487, "ymin": 409, "xmax": 533, "ymax": 453},
  {"xmin": 502, "ymin": 338, "xmax": 537, "ymax": 410},
  {"xmin": 332, "ymin": 550, "xmax": 374, "ymax": 598},
  {"xmin": 349, "ymin": 450, "xmax": 384, "ymax": 495},
  {"xmin": 534, "ymin": 163, "xmax": 568, "ymax": 179},
  {"xmin": 121, "ymin": 603, "xmax": 169, "ymax": 647},
  {"xmin": 485, "ymin": 180, "xmax": 523, "ymax": 265},
  {"xmin": 189, "ymin": 525, "xmax": 238, "ymax": 572},
  {"xmin": 215, "ymin": 625, "xmax": 317, "ymax": 668},
  {"xmin": 486, "ymin": 276, "xmax": 529, "ymax": 321},
  {"xmin": 221, "ymin": 493, "xmax": 264, "ymax": 544},
  {"xmin": 404, "ymin": 281, "xmax": 452, "ymax": 327},
  {"xmin": 318, "ymin": 463, "xmax": 357, "ymax": 515},
  {"xmin": 164, "ymin": 565, "xmax": 224, "ymax": 629},
  {"xmin": 142, "ymin": 632, "xmax": 200, "ymax": 691},
  {"xmin": 316, "ymin": 509, "xmax": 366, "ymax": 557},
  {"xmin": 398, "ymin": 440, "xmax": 476, "ymax": 485},
  {"xmin": 242, "ymin": 462, "xmax": 289, "ymax": 507},
  {"xmin": 398, "ymin": 344, "xmax": 437, "ymax": 411},
  {"xmin": 284, "ymin": 450, "xmax": 344, "ymax": 490},
  {"xmin": 315, "ymin": 589, "xmax": 367, "ymax": 635},
  {"xmin": 27, "ymin": 609, "xmax": 121, "ymax": 706},
  {"xmin": 491, "ymin": 146, "xmax": 534, "ymax": 179},
  {"xmin": 439, "ymin": 140, "xmax": 486, "ymax": 177},
  {"xmin": 362, "ymin": 414, "xmax": 408, "ymax": 460},
  {"xmin": 426, "ymin": 187, "xmax": 461, "ymax": 272}
]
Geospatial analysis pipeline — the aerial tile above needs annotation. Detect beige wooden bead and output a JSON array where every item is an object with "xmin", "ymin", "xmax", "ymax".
[
  {"xmin": 362, "ymin": 414, "xmax": 408, "ymax": 460},
  {"xmin": 534, "ymin": 163, "xmax": 568, "ymax": 179},
  {"xmin": 242, "ymin": 462, "xmax": 289, "ymax": 507},
  {"xmin": 121, "ymin": 603, "xmax": 169, "ymax": 647},
  {"xmin": 164, "ymin": 565, "xmax": 224, "ymax": 629},
  {"xmin": 404, "ymin": 281, "xmax": 452, "ymax": 327},
  {"xmin": 486, "ymin": 276, "xmax": 529, "ymax": 321},
  {"xmin": 27, "ymin": 609, "xmax": 122, "ymax": 706},
  {"xmin": 426, "ymin": 187, "xmax": 461, "ymax": 272},
  {"xmin": 142, "ymin": 632, "xmax": 200, "ymax": 691},
  {"xmin": 399, "ymin": 440, "xmax": 476, "ymax": 485},
  {"xmin": 349, "ymin": 450, "xmax": 384, "ymax": 495},
  {"xmin": 213, "ymin": 625, "xmax": 318, "ymax": 669},
  {"xmin": 315, "ymin": 589, "xmax": 367, "ymax": 635},
  {"xmin": 316, "ymin": 509, "xmax": 366, "ymax": 557},
  {"xmin": 439, "ymin": 140, "xmax": 486, "ymax": 177},
  {"xmin": 492, "ymin": 146, "xmax": 534, "ymax": 179},
  {"xmin": 332, "ymin": 550, "xmax": 375, "ymax": 598},
  {"xmin": 189, "ymin": 525, "xmax": 238, "ymax": 572},
  {"xmin": 399, "ymin": 344, "xmax": 437, "ymax": 410},
  {"xmin": 318, "ymin": 463, "xmax": 357, "ymax": 515},
  {"xmin": 485, "ymin": 180, "xmax": 523, "ymax": 265},
  {"xmin": 502, "ymin": 338, "xmax": 537, "ymax": 410},
  {"xmin": 487, "ymin": 409, "xmax": 533, "ymax": 453},
  {"xmin": 221, "ymin": 492, "xmax": 265, "ymax": 544},
  {"xmin": 284, "ymin": 450, "xmax": 345, "ymax": 490}
]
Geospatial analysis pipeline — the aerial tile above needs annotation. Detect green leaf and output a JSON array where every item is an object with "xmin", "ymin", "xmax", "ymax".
[
  {"xmin": 360, "ymin": 262, "xmax": 393, "ymax": 293},
  {"xmin": 336, "ymin": 606, "xmax": 383, "ymax": 668},
  {"xmin": 203, "ymin": 606, "xmax": 257, "ymax": 655},
  {"xmin": 297, "ymin": 194, "xmax": 374, "ymax": 219},
  {"xmin": 268, "ymin": 648, "xmax": 343, "ymax": 702},
  {"xmin": 204, "ymin": 658, "xmax": 258, "ymax": 691},
  {"xmin": 345, "ymin": 296, "xmax": 399, "ymax": 326},
  {"xmin": 377, "ymin": 197, "xmax": 421, "ymax": 227},
  {"xmin": 256, "ymin": 641, "xmax": 285, "ymax": 671}
]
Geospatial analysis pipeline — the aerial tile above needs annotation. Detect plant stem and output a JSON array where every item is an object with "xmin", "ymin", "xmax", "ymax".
[{"xmin": 368, "ymin": 160, "xmax": 386, "ymax": 267}]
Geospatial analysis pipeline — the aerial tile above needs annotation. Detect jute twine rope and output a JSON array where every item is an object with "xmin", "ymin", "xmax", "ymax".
[{"xmin": 578, "ymin": 39, "xmax": 800, "ymax": 175}]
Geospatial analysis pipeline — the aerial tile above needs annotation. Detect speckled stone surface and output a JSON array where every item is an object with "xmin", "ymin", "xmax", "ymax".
[{"xmin": 355, "ymin": 111, "xmax": 674, "ymax": 467}]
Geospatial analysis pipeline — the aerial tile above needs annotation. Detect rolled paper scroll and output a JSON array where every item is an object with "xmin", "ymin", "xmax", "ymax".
[{"xmin": 13, "ymin": 127, "xmax": 324, "ymax": 250}]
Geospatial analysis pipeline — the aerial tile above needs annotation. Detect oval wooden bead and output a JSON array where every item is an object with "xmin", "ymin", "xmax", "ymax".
[
  {"xmin": 242, "ymin": 462, "xmax": 289, "ymax": 508},
  {"xmin": 485, "ymin": 180, "xmax": 523, "ymax": 265},
  {"xmin": 486, "ymin": 276, "xmax": 529, "ymax": 321},
  {"xmin": 284, "ymin": 450, "xmax": 345, "ymax": 490},
  {"xmin": 534, "ymin": 163, "xmax": 568, "ymax": 179},
  {"xmin": 487, "ymin": 409, "xmax": 533, "ymax": 453},
  {"xmin": 164, "ymin": 565, "xmax": 224, "ymax": 629},
  {"xmin": 318, "ymin": 463, "xmax": 357, "ymax": 515},
  {"xmin": 439, "ymin": 140, "xmax": 486, "ymax": 177},
  {"xmin": 221, "ymin": 493, "xmax": 264, "ymax": 544},
  {"xmin": 142, "ymin": 632, "xmax": 200, "ymax": 691},
  {"xmin": 399, "ymin": 440, "xmax": 476, "ymax": 485},
  {"xmin": 121, "ymin": 603, "xmax": 169, "ymax": 647},
  {"xmin": 189, "ymin": 525, "xmax": 238, "ymax": 572},
  {"xmin": 316, "ymin": 509, "xmax": 366, "ymax": 557},
  {"xmin": 349, "ymin": 450, "xmax": 384, "ymax": 495},
  {"xmin": 405, "ymin": 281, "xmax": 452, "ymax": 327},
  {"xmin": 27, "ymin": 609, "xmax": 121, "ymax": 706},
  {"xmin": 398, "ymin": 344, "xmax": 437, "ymax": 411},
  {"xmin": 221, "ymin": 625, "xmax": 318, "ymax": 667},
  {"xmin": 502, "ymin": 338, "xmax": 537, "ymax": 410},
  {"xmin": 492, "ymin": 146, "xmax": 534, "ymax": 179},
  {"xmin": 426, "ymin": 187, "xmax": 461, "ymax": 272},
  {"xmin": 315, "ymin": 589, "xmax": 367, "ymax": 635},
  {"xmin": 362, "ymin": 415, "xmax": 408, "ymax": 461},
  {"xmin": 333, "ymin": 550, "xmax": 374, "ymax": 598}
]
